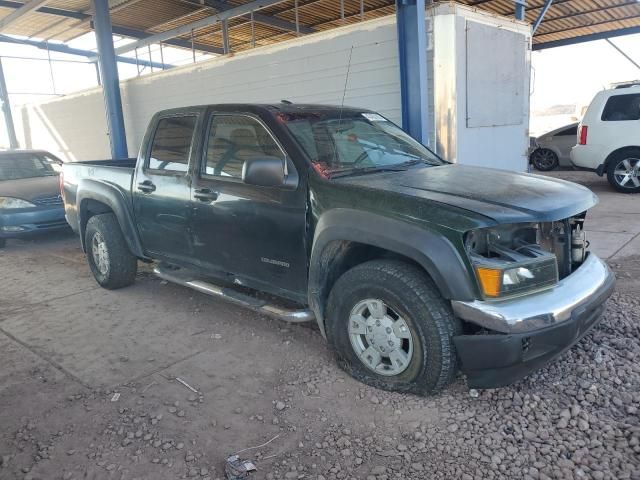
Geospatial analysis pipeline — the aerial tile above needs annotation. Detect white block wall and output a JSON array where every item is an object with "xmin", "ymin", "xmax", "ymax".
[
  {"xmin": 15, "ymin": 16, "xmax": 401, "ymax": 162},
  {"xmin": 14, "ymin": 8, "xmax": 530, "ymax": 172}
]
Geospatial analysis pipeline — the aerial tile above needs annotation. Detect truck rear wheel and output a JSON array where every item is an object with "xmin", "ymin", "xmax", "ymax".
[
  {"xmin": 326, "ymin": 259, "xmax": 462, "ymax": 395},
  {"xmin": 85, "ymin": 213, "xmax": 137, "ymax": 289}
]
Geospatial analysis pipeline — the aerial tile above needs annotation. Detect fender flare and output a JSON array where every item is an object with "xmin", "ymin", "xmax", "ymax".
[
  {"xmin": 76, "ymin": 179, "xmax": 146, "ymax": 258},
  {"xmin": 308, "ymin": 209, "xmax": 477, "ymax": 336}
]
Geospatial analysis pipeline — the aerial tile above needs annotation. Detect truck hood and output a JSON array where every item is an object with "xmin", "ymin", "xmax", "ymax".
[
  {"xmin": 0, "ymin": 175, "xmax": 61, "ymax": 203},
  {"xmin": 335, "ymin": 164, "xmax": 598, "ymax": 223}
]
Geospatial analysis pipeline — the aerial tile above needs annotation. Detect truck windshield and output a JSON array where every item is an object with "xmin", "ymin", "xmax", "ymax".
[
  {"xmin": 280, "ymin": 111, "xmax": 444, "ymax": 177},
  {"xmin": 0, "ymin": 154, "xmax": 61, "ymax": 181}
]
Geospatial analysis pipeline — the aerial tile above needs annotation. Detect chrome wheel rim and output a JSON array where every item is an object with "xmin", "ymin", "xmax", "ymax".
[
  {"xmin": 348, "ymin": 299, "xmax": 414, "ymax": 377},
  {"xmin": 91, "ymin": 232, "xmax": 109, "ymax": 276},
  {"xmin": 532, "ymin": 149, "xmax": 556, "ymax": 169},
  {"xmin": 613, "ymin": 158, "xmax": 640, "ymax": 189}
]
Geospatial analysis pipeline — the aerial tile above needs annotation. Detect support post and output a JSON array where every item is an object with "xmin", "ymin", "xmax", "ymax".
[
  {"xmin": 514, "ymin": 0, "xmax": 526, "ymax": 21},
  {"xmin": 0, "ymin": 57, "xmax": 18, "ymax": 149},
  {"xmin": 221, "ymin": 19, "xmax": 230, "ymax": 54},
  {"xmin": 396, "ymin": 0, "xmax": 429, "ymax": 144},
  {"xmin": 532, "ymin": 0, "xmax": 552, "ymax": 32},
  {"xmin": 92, "ymin": 0, "xmax": 128, "ymax": 159}
]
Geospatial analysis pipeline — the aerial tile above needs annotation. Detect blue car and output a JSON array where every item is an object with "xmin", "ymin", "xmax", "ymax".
[{"xmin": 0, "ymin": 150, "xmax": 69, "ymax": 248}]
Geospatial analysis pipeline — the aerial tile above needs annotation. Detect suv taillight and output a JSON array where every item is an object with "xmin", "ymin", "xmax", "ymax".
[{"xmin": 578, "ymin": 125, "xmax": 588, "ymax": 145}]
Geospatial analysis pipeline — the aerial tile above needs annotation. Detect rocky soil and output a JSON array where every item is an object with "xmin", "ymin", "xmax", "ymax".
[{"xmin": 0, "ymin": 241, "xmax": 639, "ymax": 480}]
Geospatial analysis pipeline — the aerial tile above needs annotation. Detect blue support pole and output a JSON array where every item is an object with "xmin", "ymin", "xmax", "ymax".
[
  {"xmin": 92, "ymin": 0, "xmax": 128, "ymax": 159},
  {"xmin": 532, "ymin": 0, "xmax": 552, "ymax": 33},
  {"xmin": 396, "ymin": 0, "xmax": 429, "ymax": 145},
  {"xmin": 514, "ymin": 0, "xmax": 526, "ymax": 21},
  {"xmin": 0, "ymin": 34, "xmax": 169, "ymax": 70}
]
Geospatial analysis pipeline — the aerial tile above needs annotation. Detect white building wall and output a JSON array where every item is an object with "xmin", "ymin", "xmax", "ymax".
[
  {"xmin": 15, "ymin": 16, "xmax": 401, "ymax": 162},
  {"xmin": 14, "ymin": 7, "xmax": 530, "ymax": 172}
]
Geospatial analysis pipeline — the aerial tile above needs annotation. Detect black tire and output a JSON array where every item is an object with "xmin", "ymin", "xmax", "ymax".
[
  {"xmin": 530, "ymin": 148, "xmax": 559, "ymax": 171},
  {"xmin": 606, "ymin": 149, "xmax": 640, "ymax": 193},
  {"xmin": 0, "ymin": 238, "xmax": 5, "ymax": 249},
  {"xmin": 325, "ymin": 259, "xmax": 462, "ymax": 395},
  {"xmin": 85, "ymin": 213, "xmax": 137, "ymax": 289}
]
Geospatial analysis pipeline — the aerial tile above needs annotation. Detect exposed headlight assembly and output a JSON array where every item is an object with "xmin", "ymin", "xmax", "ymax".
[
  {"xmin": 0, "ymin": 197, "xmax": 36, "ymax": 209},
  {"xmin": 466, "ymin": 224, "xmax": 559, "ymax": 299}
]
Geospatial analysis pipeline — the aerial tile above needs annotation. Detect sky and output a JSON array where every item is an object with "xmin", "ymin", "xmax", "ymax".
[
  {"xmin": 529, "ymin": 33, "xmax": 640, "ymax": 135},
  {"xmin": 0, "ymin": 30, "xmax": 639, "ymax": 146}
]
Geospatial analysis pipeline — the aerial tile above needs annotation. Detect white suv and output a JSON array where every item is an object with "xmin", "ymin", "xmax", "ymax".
[{"xmin": 570, "ymin": 83, "xmax": 640, "ymax": 193}]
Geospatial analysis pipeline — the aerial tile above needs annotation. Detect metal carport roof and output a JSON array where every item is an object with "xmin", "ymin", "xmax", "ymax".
[{"xmin": 0, "ymin": 0, "xmax": 638, "ymax": 54}]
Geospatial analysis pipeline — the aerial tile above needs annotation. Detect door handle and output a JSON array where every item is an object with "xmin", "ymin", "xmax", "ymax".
[
  {"xmin": 137, "ymin": 181, "xmax": 156, "ymax": 193},
  {"xmin": 194, "ymin": 188, "xmax": 219, "ymax": 202}
]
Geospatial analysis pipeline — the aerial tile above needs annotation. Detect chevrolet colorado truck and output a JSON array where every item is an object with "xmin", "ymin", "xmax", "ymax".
[{"xmin": 61, "ymin": 103, "xmax": 615, "ymax": 394}]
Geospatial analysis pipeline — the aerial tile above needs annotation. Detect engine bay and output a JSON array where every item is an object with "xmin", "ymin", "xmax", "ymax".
[{"xmin": 466, "ymin": 214, "xmax": 588, "ymax": 280}]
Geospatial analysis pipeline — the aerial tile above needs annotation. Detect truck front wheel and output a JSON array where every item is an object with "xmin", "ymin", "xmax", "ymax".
[
  {"xmin": 85, "ymin": 213, "xmax": 137, "ymax": 289},
  {"xmin": 326, "ymin": 259, "xmax": 461, "ymax": 395}
]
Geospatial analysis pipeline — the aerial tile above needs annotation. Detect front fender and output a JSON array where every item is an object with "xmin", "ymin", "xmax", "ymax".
[
  {"xmin": 308, "ymin": 209, "xmax": 476, "ymax": 336},
  {"xmin": 77, "ymin": 179, "xmax": 146, "ymax": 258}
]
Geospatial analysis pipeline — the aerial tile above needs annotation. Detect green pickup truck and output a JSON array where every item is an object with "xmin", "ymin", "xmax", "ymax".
[{"xmin": 61, "ymin": 103, "xmax": 615, "ymax": 394}]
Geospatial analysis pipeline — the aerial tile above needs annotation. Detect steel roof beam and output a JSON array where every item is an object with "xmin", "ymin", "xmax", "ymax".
[
  {"xmin": 0, "ymin": 34, "xmax": 170, "ymax": 68},
  {"xmin": 536, "ymin": 1, "xmax": 640, "ymax": 26},
  {"xmin": 536, "ymin": 12, "xmax": 640, "ymax": 37},
  {"xmin": 0, "ymin": 0, "xmax": 53, "ymax": 31},
  {"xmin": 0, "ymin": 1, "xmax": 221, "ymax": 53},
  {"xmin": 107, "ymin": 24, "xmax": 224, "ymax": 54},
  {"xmin": 198, "ymin": 0, "xmax": 314, "ymax": 34},
  {"xmin": 113, "ymin": 0, "xmax": 288, "ymax": 55},
  {"xmin": 0, "ymin": 0, "xmax": 88, "ymax": 20},
  {"xmin": 532, "ymin": 0, "xmax": 552, "ymax": 32},
  {"xmin": 606, "ymin": 38, "xmax": 640, "ymax": 71},
  {"xmin": 533, "ymin": 26, "xmax": 640, "ymax": 50}
]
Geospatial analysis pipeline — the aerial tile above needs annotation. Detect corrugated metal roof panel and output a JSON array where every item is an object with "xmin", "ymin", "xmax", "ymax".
[{"xmin": 0, "ymin": 0, "xmax": 637, "ymax": 51}]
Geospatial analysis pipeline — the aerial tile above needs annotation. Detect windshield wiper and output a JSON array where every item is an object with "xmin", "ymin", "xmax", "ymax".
[{"xmin": 327, "ymin": 164, "xmax": 412, "ymax": 179}]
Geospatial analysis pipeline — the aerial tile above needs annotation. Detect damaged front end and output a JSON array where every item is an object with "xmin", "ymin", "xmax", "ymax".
[
  {"xmin": 465, "ymin": 214, "xmax": 589, "ymax": 300},
  {"xmin": 451, "ymin": 213, "xmax": 615, "ymax": 389}
]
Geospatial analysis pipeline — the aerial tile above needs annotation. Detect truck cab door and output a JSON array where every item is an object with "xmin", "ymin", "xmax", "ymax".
[
  {"xmin": 133, "ymin": 113, "xmax": 200, "ymax": 264},
  {"xmin": 189, "ymin": 112, "xmax": 308, "ymax": 302}
]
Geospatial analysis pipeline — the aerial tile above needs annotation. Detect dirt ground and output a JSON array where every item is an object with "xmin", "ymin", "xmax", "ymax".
[{"xmin": 1, "ymin": 173, "xmax": 639, "ymax": 480}]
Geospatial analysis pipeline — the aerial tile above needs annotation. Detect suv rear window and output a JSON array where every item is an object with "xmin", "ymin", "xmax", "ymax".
[{"xmin": 601, "ymin": 93, "xmax": 640, "ymax": 121}]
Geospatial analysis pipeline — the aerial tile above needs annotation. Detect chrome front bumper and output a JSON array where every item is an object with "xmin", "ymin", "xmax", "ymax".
[{"xmin": 452, "ymin": 254, "xmax": 615, "ymax": 334}]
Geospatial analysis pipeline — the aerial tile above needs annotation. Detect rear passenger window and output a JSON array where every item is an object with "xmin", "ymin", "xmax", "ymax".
[
  {"xmin": 601, "ymin": 94, "xmax": 640, "ymax": 121},
  {"xmin": 203, "ymin": 115, "xmax": 285, "ymax": 179},
  {"xmin": 557, "ymin": 125, "xmax": 578, "ymax": 136},
  {"xmin": 148, "ymin": 116, "xmax": 197, "ymax": 172}
]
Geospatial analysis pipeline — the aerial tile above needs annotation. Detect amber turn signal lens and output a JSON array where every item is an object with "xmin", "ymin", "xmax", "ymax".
[{"xmin": 475, "ymin": 267, "xmax": 502, "ymax": 298}]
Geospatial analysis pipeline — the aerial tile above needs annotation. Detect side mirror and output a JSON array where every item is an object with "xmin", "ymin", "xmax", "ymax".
[{"xmin": 242, "ymin": 156, "xmax": 285, "ymax": 187}]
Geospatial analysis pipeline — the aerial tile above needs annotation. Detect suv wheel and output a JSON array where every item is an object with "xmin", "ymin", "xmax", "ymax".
[
  {"xmin": 326, "ymin": 259, "xmax": 462, "ymax": 395},
  {"xmin": 607, "ymin": 150, "xmax": 640, "ymax": 193},
  {"xmin": 85, "ymin": 213, "xmax": 137, "ymax": 289},
  {"xmin": 530, "ymin": 148, "xmax": 559, "ymax": 171}
]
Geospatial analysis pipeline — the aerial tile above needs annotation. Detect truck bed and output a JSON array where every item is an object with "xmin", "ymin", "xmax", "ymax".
[
  {"xmin": 61, "ymin": 158, "xmax": 138, "ymax": 234},
  {"xmin": 70, "ymin": 158, "xmax": 137, "ymax": 168}
]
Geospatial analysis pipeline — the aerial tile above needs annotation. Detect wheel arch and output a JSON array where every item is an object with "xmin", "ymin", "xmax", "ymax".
[
  {"xmin": 77, "ymin": 180, "xmax": 145, "ymax": 258},
  {"xmin": 602, "ymin": 146, "xmax": 640, "ymax": 173},
  {"xmin": 308, "ymin": 209, "xmax": 476, "ymax": 337}
]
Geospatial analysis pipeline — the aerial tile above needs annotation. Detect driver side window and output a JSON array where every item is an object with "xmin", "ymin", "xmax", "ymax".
[{"xmin": 204, "ymin": 115, "xmax": 285, "ymax": 179}]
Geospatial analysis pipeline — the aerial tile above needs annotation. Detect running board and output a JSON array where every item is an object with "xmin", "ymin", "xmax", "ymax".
[{"xmin": 154, "ymin": 265, "xmax": 314, "ymax": 323}]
